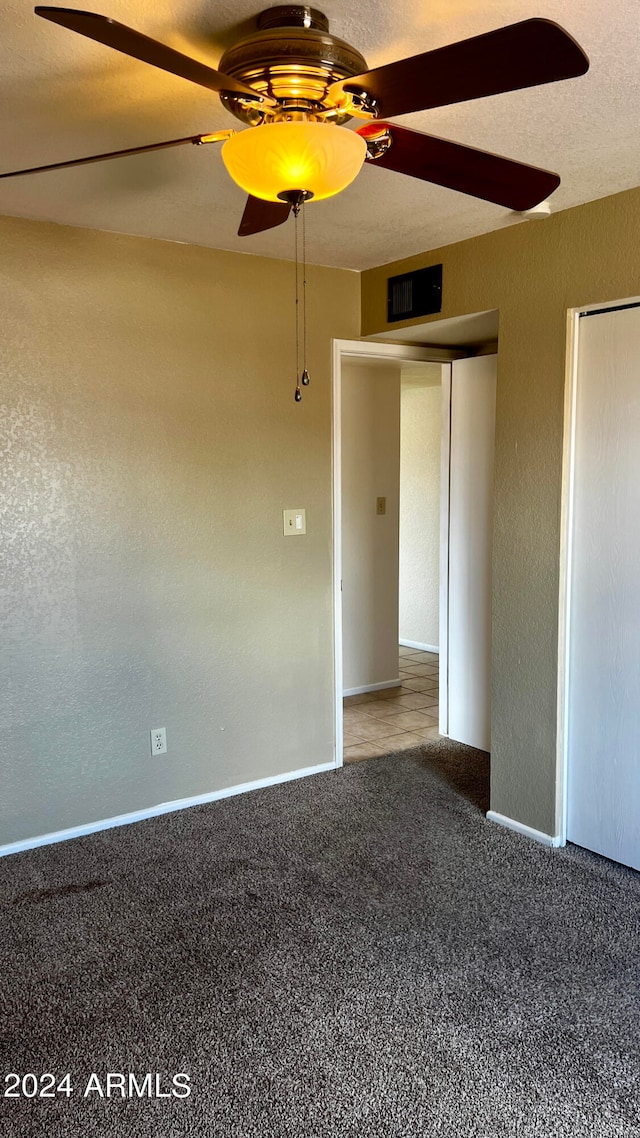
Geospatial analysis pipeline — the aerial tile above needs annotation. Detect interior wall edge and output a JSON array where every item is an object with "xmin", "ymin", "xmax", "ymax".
[
  {"xmin": 361, "ymin": 184, "xmax": 640, "ymax": 837},
  {"xmin": 486, "ymin": 810, "xmax": 564, "ymax": 849}
]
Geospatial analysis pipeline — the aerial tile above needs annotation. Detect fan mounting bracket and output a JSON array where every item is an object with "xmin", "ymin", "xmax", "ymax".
[
  {"xmin": 331, "ymin": 87, "xmax": 379, "ymax": 120},
  {"xmin": 257, "ymin": 7, "xmax": 329, "ymax": 32},
  {"xmin": 217, "ymin": 7, "xmax": 369, "ymax": 126},
  {"xmin": 361, "ymin": 128, "xmax": 393, "ymax": 161},
  {"xmin": 195, "ymin": 129, "xmax": 236, "ymax": 146}
]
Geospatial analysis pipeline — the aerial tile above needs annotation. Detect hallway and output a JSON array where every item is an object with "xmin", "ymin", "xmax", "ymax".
[{"xmin": 343, "ymin": 647, "xmax": 439, "ymax": 762}]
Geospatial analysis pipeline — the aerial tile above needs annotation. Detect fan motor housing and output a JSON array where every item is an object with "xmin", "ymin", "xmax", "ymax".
[{"xmin": 218, "ymin": 6, "xmax": 368, "ymax": 125}]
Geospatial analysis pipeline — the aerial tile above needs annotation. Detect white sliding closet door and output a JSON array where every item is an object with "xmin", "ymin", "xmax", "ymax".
[
  {"xmin": 567, "ymin": 304, "xmax": 640, "ymax": 870},
  {"xmin": 446, "ymin": 354, "xmax": 496, "ymax": 752}
]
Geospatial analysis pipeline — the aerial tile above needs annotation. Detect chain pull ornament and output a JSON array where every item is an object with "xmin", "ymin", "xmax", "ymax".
[
  {"xmin": 290, "ymin": 194, "xmax": 310, "ymax": 403},
  {"xmin": 301, "ymin": 200, "xmax": 310, "ymax": 389},
  {"xmin": 293, "ymin": 199, "xmax": 301, "ymax": 402}
]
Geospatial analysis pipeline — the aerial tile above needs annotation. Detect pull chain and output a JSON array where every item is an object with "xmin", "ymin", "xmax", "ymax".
[
  {"xmin": 294, "ymin": 204, "xmax": 302, "ymax": 402},
  {"xmin": 301, "ymin": 200, "xmax": 310, "ymax": 388},
  {"xmin": 290, "ymin": 194, "xmax": 310, "ymax": 403}
]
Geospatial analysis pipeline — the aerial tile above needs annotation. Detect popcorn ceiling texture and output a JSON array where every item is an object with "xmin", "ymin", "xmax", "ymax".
[{"xmin": 0, "ymin": 0, "xmax": 639, "ymax": 268}]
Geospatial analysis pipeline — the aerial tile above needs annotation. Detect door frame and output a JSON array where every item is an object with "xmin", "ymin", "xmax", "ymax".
[
  {"xmin": 332, "ymin": 338, "xmax": 463, "ymax": 767},
  {"xmin": 557, "ymin": 294, "xmax": 640, "ymax": 843}
]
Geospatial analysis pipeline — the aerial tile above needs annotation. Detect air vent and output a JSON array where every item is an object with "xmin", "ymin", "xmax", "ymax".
[{"xmin": 387, "ymin": 264, "xmax": 442, "ymax": 323}]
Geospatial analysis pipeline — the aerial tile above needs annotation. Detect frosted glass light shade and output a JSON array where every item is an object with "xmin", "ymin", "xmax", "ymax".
[{"xmin": 221, "ymin": 122, "xmax": 367, "ymax": 203}]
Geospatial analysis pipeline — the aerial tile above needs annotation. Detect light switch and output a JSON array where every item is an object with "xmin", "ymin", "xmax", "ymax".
[
  {"xmin": 376, "ymin": 497, "xmax": 386, "ymax": 515},
  {"xmin": 283, "ymin": 508, "xmax": 306, "ymax": 536}
]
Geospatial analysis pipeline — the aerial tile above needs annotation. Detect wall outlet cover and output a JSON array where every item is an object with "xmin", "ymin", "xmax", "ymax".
[{"xmin": 151, "ymin": 727, "xmax": 167, "ymax": 755}]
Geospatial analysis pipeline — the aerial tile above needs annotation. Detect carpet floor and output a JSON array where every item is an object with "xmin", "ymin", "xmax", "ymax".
[{"xmin": 0, "ymin": 740, "xmax": 639, "ymax": 1137}]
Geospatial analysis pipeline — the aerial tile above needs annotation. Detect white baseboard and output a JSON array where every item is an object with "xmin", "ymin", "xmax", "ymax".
[
  {"xmin": 486, "ymin": 810, "xmax": 564, "ymax": 848},
  {"xmin": 0, "ymin": 761, "xmax": 337, "ymax": 860},
  {"xmin": 343, "ymin": 678, "xmax": 401, "ymax": 697},
  {"xmin": 399, "ymin": 640, "xmax": 439, "ymax": 653}
]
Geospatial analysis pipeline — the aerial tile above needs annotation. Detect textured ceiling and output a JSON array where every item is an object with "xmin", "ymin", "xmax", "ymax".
[{"xmin": 0, "ymin": 0, "xmax": 638, "ymax": 269}]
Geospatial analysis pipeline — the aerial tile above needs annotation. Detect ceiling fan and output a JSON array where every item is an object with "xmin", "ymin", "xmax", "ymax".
[{"xmin": 1, "ymin": 5, "xmax": 590, "ymax": 236}]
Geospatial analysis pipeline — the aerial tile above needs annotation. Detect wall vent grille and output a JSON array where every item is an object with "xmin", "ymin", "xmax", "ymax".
[{"xmin": 387, "ymin": 264, "xmax": 442, "ymax": 323}]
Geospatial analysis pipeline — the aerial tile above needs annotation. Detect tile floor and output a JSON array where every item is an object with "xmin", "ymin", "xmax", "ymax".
[{"xmin": 343, "ymin": 646, "xmax": 440, "ymax": 763}]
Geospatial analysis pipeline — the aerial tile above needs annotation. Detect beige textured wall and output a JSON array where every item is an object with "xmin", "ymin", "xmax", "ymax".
[
  {"xmin": 399, "ymin": 367, "xmax": 442, "ymax": 650},
  {"xmin": 0, "ymin": 214, "xmax": 359, "ymax": 846},
  {"xmin": 362, "ymin": 185, "xmax": 640, "ymax": 836},
  {"xmin": 341, "ymin": 360, "xmax": 400, "ymax": 692}
]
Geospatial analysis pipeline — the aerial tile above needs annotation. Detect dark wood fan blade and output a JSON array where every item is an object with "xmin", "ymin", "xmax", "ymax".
[
  {"xmin": 238, "ymin": 196, "xmax": 291, "ymax": 237},
  {"xmin": 332, "ymin": 19, "xmax": 588, "ymax": 119},
  {"xmin": 35, "ymin": 7, "xmax": 270, "ymax": 101},
  {"xmin": 0, "ymin": 134, "xmax": 214, "ymax": 180},
  {"xmin": 359, "ymin": 122, "xmax": 560, "ymax": 210}
]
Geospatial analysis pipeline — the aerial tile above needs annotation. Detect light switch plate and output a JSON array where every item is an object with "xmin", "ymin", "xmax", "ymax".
[
  {"xmin": 283, "ymin": 508, "xmax": 306, "ymax": 536},
  {"xmin": 376, "ymin": 497, "xmax": 386, "ymax": 515}
]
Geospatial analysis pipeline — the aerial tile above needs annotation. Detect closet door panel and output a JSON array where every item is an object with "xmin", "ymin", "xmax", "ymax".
[{"xmin": 567, "ymin": 306, "xmax": 640, "ymax": 870}]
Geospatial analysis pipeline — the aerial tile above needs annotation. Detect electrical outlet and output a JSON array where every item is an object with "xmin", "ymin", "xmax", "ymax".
[{"xmin": 150, "ymin": 727, "xmax": 167, "ymax": 756}]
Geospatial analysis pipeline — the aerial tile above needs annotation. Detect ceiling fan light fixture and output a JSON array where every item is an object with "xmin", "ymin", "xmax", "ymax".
[{"xmin": 221, "ymin": 121, "xmax": 367, "ymax": 203}]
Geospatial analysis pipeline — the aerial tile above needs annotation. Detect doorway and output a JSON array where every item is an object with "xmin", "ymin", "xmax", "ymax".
[
  {"xmin": 342, "ymin": 357, "xmax": 444, "ymax": 760},
  {"xmin": 333, "ymin": 322, "xmax": 498, "ymax": 768}
]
